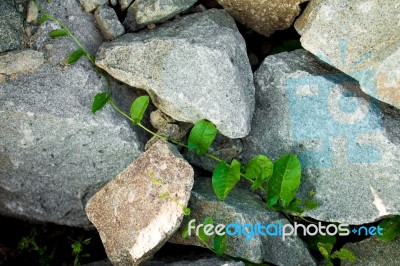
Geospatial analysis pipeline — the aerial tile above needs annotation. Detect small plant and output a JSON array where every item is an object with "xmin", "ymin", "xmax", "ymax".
[
  {"xmin": 70, "ymin": 237, "xmax": 91, "ymax": 266},
  {"xmin": 18, "ymin": 229, "xmax": 55, "ymax": 266},
  {"xmin": 376, "ymin": 216, "xmax": 400, "ymax": 242},
  {"xmin": 308, "ymin": 233, "xmax": 356, "ymax": 266}
]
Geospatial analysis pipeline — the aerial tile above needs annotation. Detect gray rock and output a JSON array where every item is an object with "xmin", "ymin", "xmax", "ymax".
[
  {"xmin": 127, "ymin": 0, "xmax": 198, "ymax": 28},
  {"xmin": 217, "ymin": 0, "xmax": 307, "ymax": 37},
  {"xmin": 295, "ymin": 0, "xmax": 400, "ymax": 109},
  {"xmin": 241, "ymin": 49, "xmax": 400, "ymax": 225},
  {"xmin": 86, "ymin": 141, "xmax": 194, "ymax": 266},
  {"xmin": 0, "ymin": 49, "xmax": 44, "ymax": 76},
  {"xmin": 0, "ymin": 0, "xmax": 24, "ymax": 53},
  {"xmin": 342, "ymin": 237, "xmax": 400, "ymax": 266},
  {"xmin": 97, "ymin": 9, "xmax": 255, "ymax": 138},
  {"xmin": 170, "ymin": 179, "xmax": 316, "ymax": 266},
  {"xmin": 0, "ymin": 0, "xmax": 146, "ymax": 228},
  {"xmin": 79, "ymin": 0, "xmax": 109, "ymax": 12},
  {"xmin": 150, "ymin": 109, "xmax": 176, "ymax": 130},
  {"xmin": 146, "ymin": 257, "xmax": 245, "ymax": 266},
  {"xmin": 94, "ymin": 5, "xmax": 125, "ymax": 40},
  {"xmin": 145, "ymin": 123, "xmax": 189, "ymax": 150}
]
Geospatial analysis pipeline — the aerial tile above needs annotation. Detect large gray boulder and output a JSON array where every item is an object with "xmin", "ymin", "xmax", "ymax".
[
  {"xmin": 0, "ymin": 0, "xmax": 146, "ymax": 228},
  {"xmin": 241, "ymin": 49, "xmax": 400, "ymax": 225},
  {"xmin": 96, "ymin": 9, "xmax": 255, "ymax": 139},
  {"xmin": 0, "ymin": 0, "xmax": 24, "ymax": 53},
  {"xmin": 295, "ymin": 0, "xmax": 400, "ymax": 109},
  {"xmin": 171, "ymin": 179, "xmax": 316, "ymax": 266}
]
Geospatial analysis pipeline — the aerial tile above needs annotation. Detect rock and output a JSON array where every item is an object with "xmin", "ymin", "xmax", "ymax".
[
  {"xmin": 184, "ymin": 134, "xmax": 243, "ymax": 172},
  {"xmin": 241, "ymin": 49, "xmax": 400, "ymax": 225},
  {"xmin": 145, "ymin": 257, "xmax": 245, "ymax": 266},
  {"xmin": 94, "ymin": 5, "xmax": 125, "ymax": 40},
  {"xmin": 79, "ymin": 0, "xmax": 108, "ymax": 12},
  {"xmin": 85, "ymin": 141, "xmax": 194, "ymax": 266},
  {"xmin": 150, "ymin": 109, "xmax": 176, "ymax": 130},
  {"xmin": 342, "ymin": 237, "xmax": 400, "ymax": 266},
  {"xmin": 96, "ymin": 9, "xmax": 255, "ymax": 138},
  {"xmin": 120, "ymin": 0, "xmax": 134, "ymax": 11},
  {"xmin": 145, "ymin": 123, "xmax": 189, "ymax": 150},
  {"xmin": 0, "ymin": 0, "xmax": 24, "ymax": 53},
  {"xmin": 0, "ymin": 0, "xmax": 146, "ymax": 228},
  {"xmin": 126, "ymin": 0, "xmax": 198, "ymax": 28},
  {"xmin": 0, "ymin": 49, "xmax": 44, "ymax": 76},
  {"xmin": 26, "ymin": 0, "xmax": 39, "ymax": 24},
  {"xmin": 170, "ymin": 179, "xmax": 316, "ymax": 266},
  {"xmin": 217, "ymin": 0, "xmax": 307, "ymax": 37},
  {"xmin": 295, "ymin": 0, "xmax": 400, "ymax": 109}
]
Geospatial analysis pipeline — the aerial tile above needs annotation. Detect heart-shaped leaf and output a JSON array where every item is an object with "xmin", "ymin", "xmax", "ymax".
[
  {"xmin": 212, "ymin": 160, "xmax": 241, "ymax": 200},
  {"xmin": 188, "ymin": 120, "xmax": 217, "ymax": 156},
  {"xmin": 130, "ymin": 95, "xmax": 150, "ymax": 124},
  {"xmin": 92, "ymin": 93, "xmax": 110, "ymax": 113}
]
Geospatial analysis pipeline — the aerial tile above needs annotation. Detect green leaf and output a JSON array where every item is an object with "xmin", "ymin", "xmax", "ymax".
[
  {"xmin": 376, "ymin": 216, "xmax": 400, "ymax": 241},
  {"xmin": 38, "ymin": 15, "xmax": 50, "ymax": 25},
  {"xmin": 67, "ymin": 49, "xmax": 86, "ymax": 64},
  {"xmin": 331, "ymin": 248, "xmax": 357, "ymax": 263},
  {"xmin": 91, "ymin": 93, "xmax": 110, "ymax": 113},
  {"xmin": 304, "ymin": 199, "xmax": 319, "ymax": 210},
  {"xmin": 267, "ymin": 154, "xmax": 301, "ymax": 207},
  {"xmin": 308, "ymin": 234, "xmax": 336, "ymax": 251},
  {"xmin": 213, "ymin": 233, "xmax": 227, "ymax": 255},
  {"xmin": 182, "ymin": 207, "xmax": 191, "ymax": 216},
  {"xmin": 212, "ymin": 160, "xmax": 241, "ymax": 200},
  {"xmin": 198, "ymin": 217, "xmax": 213, "ymax": 243},
  {"xmin": 49, "ymin": 29, "xmax": 68, "ymax": 38},
  {"xmin": 130, "ymin": 96, "xmax": 150, "ymax": 124},
  {"xmin": 246, "ymin": 155, "xmax": 273, "ymax": 190},
  {"xmin": 317, "ymin": 242, "xmax": 333, "ymax": 260},
  {"xmin": 285, "ymin": 198, "xmax": 303, "ymax": 214},
  {"xmin": 188, "ymin": 120, "xmax": 217, "ymax": 156}
]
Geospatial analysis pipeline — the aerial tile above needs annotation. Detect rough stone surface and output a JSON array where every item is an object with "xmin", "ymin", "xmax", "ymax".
[
  {"xmin": 295, "ymin": 0, "xmax": 400, "ymax": 109},
  {"xmin": 0, "ymin": 49, "xmax": 44, "ymax": 76},
  {"xmin": 0, "ymin": 0, "xmax": 146, "ymax": 228},
  {"xmin": 120, "ymin": 0, "xmax": 134, "ymax": 11},
  {"xmin": 184, "ymin": 134, "xmax": 243, "ymax": 172},
  {"xmin": 97, "ymin": 9, "xmax": 255, "ymax": 138},
  {"xmin": 342, "ymin": 237, "xmax": 400, "ymax": 266},
  {"xmin": 79, "ymin": 0, "xmax": 109, "ymax": 12},
  {"xmin": 85, "ymin": 141, "xmax": 194, "ymax": 266},
  {"xmin": 241, "ymin": 49, "xmax": 400, "ymax": 225},
  {"xmin": 0, "ymin": 0, "xmax": 24, "ymax": 53},
  {"xmin": 26, "ymin": 0, "xmax": 39, "ymax": 24},
  {"xmin": 217, "ymin": 0, "xmax": 307, "ymax": 37},
  {"xmin": 94, "ymin": 5, "xmax": 125, "ymax": 40},
  {"xmin": 170, "ymin": 179, "xmax": 316, "ymax": 266},
  {"xmin": 145, "ymin": 123, "xmax": 189, "ymax": 150},
  {"xmin": 129, "ymin": 0, "xmax": 198, "ymax": 26},
  {"xmin": 150, "ymin": 109, "xmax": 176, "ymax": 130},
  {"xmin": 146, "ymin": 257, "xmax": 245, "ymax": 266}
]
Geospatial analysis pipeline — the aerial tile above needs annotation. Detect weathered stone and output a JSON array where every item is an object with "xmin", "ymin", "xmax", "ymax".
[
  {"xmin": 86, "ymin": 141, "xmax": 194, "ymax": 266},
  {"xmin": 131, "ymin": 0, "xmax": 197, "ymax": 26},
  {"xmin": 145, "ymin": 123, "xmax": 189, "ymax": 150},
  {"xmin": 79, "ymin": 0, "xmax": 108, "ymax": 12},
  {"xmin": 184, "ymin": 134, "xmax": 243, "ymax": 172},
  {"xmin": 217, "ymin": 0, "xmax": 307, "ymax": 37},
  {"xmin": 241, "ymin": 49, "xmax": 400, "ymax": 225},
  {"xmin": 342, "ymin": 237, "xmax": 400, "ymax": 266},
  {"xmin": 295, "ymin": 0, "xmax": 400, "ymax": 109},
  {"xmin": 0, "ymin": 0, "xmax": 24, "ymax": 53},
  {"xmin": 150, "ymin": 109, "xmax": 176, "ymax": 130},
  {"xmin": 97, "ymin": 9, "xmax": 255, "ymax": 138},
  {"xmin": 26, "ymin": 0, "xmax": 39, "ymax": 24},
  {"xmin": 146, "ymin": 257, "xmax": 245, "ymax": 266},
  {"xmin": 0, "ymin": 49, "xmax": 44, "ymax": 76},
  {"xmin": 170, "ymin": 179, "xmax": 316, "ymax": 266},
  {"xmin": 94, "ymin": 5, "xmax": 125, "ymax": 40},
  {"xmin": 0, "ymin": 0, "xmax": 146, "ymax": 228},
  {"xmin": 120, "ymin": 0, "xmax": 134, "ymax": 11}
]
